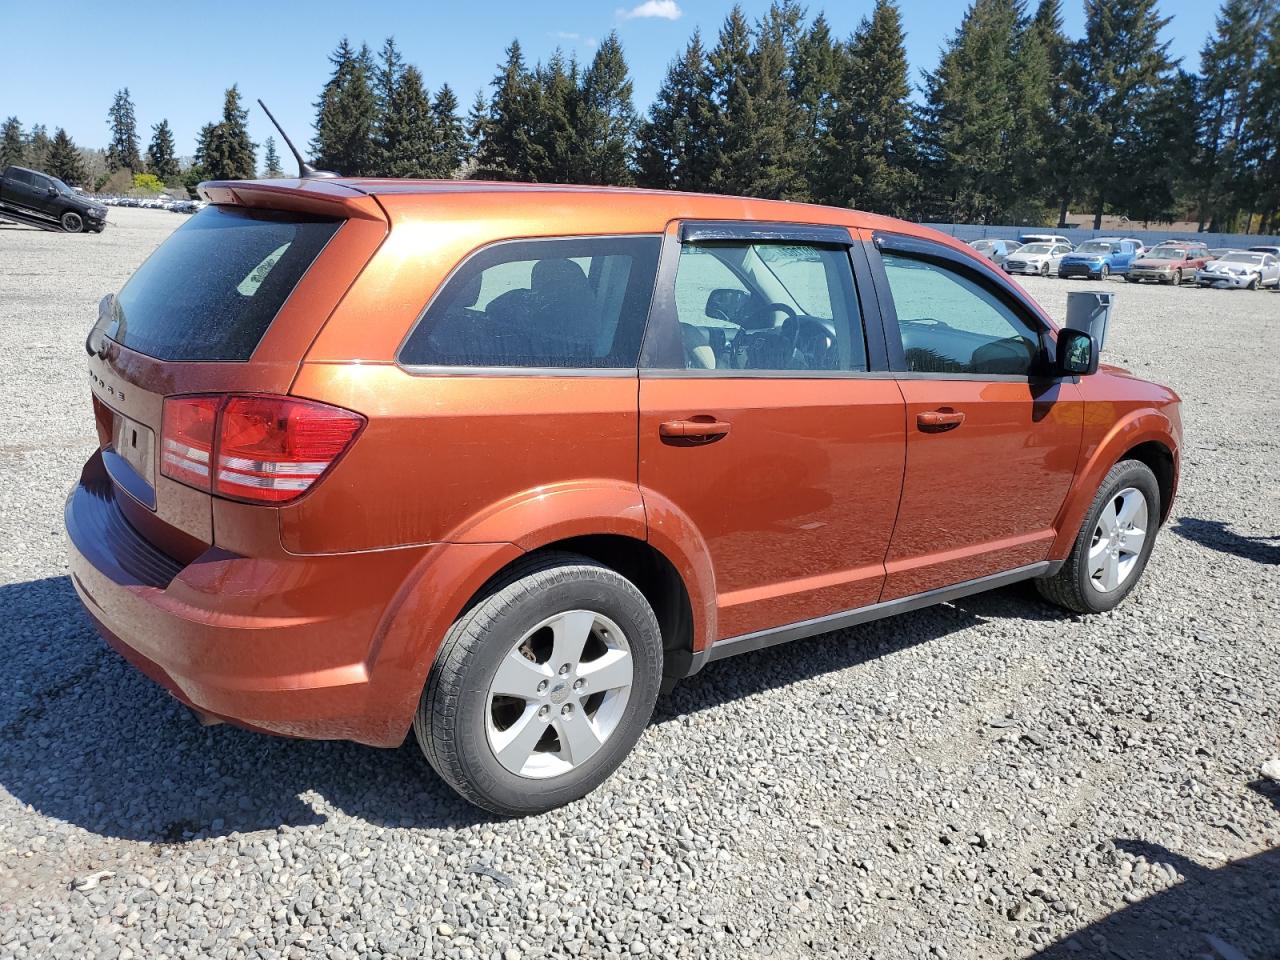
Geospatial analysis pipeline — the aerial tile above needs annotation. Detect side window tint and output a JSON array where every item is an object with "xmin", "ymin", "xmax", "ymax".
[
  {"xmin": 881, "ymin": 252, "xmax": 1041, "ymax": 376},
  {"xmin": 672, "ymin": 241, "xmax": 865, "ymax": 372},
  {"xmin": 399, "ymin": 236, "xmax": 661, "ymax": 369}
]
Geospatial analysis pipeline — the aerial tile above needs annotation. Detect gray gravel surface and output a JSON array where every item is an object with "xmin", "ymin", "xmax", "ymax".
[{"xmin": 1, "ymin": 209, "xmax": 1278, "ymax": 959}]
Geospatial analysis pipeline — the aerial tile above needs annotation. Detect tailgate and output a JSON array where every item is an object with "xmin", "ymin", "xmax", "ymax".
[{"xmin": 85, "ymin": 183, "xmax": 387, "ymax": 548}]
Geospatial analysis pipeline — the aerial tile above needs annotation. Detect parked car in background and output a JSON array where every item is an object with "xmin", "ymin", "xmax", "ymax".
[
  {"xmin": 1206, "ymin": 248, "xmax": 1235, "ymax": 259},
  {"xmin": 1126, "ymin": 242, "xmax": 1211, "ymax": 285},
  {"xmin": 1247, "ymin": 245, "xmax": 1280, "ymax": 258},
  {"xmin": 0, "ymin": 165, "xmax": 107, "ymax": 233},
  {"xmin": 1004, "ymin": 242, "xmax": 1074, "ymax": 277},
  {"xmin": 1195, "ymin": 250, "xmax": 1280, "ymax": 289},
  {"xmin": 1018, "ymin": 233, "xmax": 1071, "ymax": 247},
  {"xmin": 66, "ymin": 176, "xmax": 1181, "ymax": 815},
  {"xmin": 969, "ymin": 238, "xmax": 1023, "ymax": 266},
  {"xmin": 1058, "ymin": 238, "xmax": 1143, "ymax": 280}
]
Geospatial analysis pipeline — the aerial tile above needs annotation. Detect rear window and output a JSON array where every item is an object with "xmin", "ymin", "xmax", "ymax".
[
  {"xmin": 399, "ymin": 236, "xmax": 661, "ymax": 369},
  {"xmin": 110, "ymin": 206, "xmax": 340, "ymax": 361}
]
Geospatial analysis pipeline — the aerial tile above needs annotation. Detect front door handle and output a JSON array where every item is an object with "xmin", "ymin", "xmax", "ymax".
[
  {"xmin": 916, "ymin": 409, "xmax": 965, "ymax": 433},
  {"xmin": 659, "ymin": 418, "xmax": 731, "ymax": 443}
]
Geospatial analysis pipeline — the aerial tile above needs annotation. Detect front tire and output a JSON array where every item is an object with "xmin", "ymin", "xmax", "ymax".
[
  {"xmin": 60, "ymin": 211, "xmax": 84, "ymax": 233},
  {"xmin": 1172, "ymin": 268, "xmax": 1183, "ymax": 286},
  {"xmin": 1036, "ymin": 460, "xmax": 1160, "ymax": 614},
  {"xmin": 414, "ymin": 552, "xmax": 663, "ymax": 816},
  {"xmin": 1099, "ymin": 264, "xmax": 1110, "ymax": 280},
  {"xmin": 1040, "ymin": 263, "xmax": 1049, "ymax": 277}
]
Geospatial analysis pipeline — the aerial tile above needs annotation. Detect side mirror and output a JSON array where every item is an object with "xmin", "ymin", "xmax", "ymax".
[
  {"xmin": 47, "ymin": 186, "xmax": 58, "ymax": 197},
  {"xmin": 705, "ymin": 288, "xmax": 750, "ymax": 324},
  {"xmin": 1055, "ymin": 329, "xmax": 1099, "ymax": 376}
]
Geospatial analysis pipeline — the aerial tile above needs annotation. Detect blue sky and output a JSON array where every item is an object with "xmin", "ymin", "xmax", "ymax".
[{"xmin": 2, "ymin": 0, "xmax": 1217, "ymax": 165}]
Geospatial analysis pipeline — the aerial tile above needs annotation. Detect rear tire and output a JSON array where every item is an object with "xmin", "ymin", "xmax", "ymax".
[
  {"xmin": 414, "ymin": 552, "xmax": 663, "ymax": 816},
  {"xmin": 60, "ymin": 211, "xmax": 84, "ymax": 233},
  {"xmin": 1036, "ymin": 460, "xmax": 1160, "ymax": 615}
]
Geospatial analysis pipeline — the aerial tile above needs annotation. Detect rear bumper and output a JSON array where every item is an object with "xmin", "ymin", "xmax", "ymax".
[{"xmin": 65, "ymin": 452, "xmax": 435, "ymax": 746}]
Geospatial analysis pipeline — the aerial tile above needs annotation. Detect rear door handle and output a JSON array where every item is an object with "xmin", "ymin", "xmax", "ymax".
[
  {"xmin": 916, "ymin": 409, "xmax": 965, "ymax": 433},
  {"xmin": 659, "ymin": 418, "xmax": 731, "ymax": 442}
]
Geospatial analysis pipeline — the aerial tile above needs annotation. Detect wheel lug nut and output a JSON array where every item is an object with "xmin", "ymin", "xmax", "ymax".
[
  {"xmin": 561, "ymin": 704, "xmax": 573, "ymax": 716},
  {"xmin": 538, "ymin": 705, "xmax": 550, "ymax": 719},
  {"xmin": 537, "ymin": 680, "xmax": 548, "ymax": 693},
  {"xmin": 558, "ymin": 664, "xmax": 571, "ymax": 676},
  {"xmin": 573, "ymin": 679, "xmax": 585, "ymax": 691}
]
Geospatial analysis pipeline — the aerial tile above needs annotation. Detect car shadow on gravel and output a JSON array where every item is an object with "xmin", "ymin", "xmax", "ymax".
[
  {"xmin": 657, "ymin": 583, "xmax": 1064, "ymax": 721},
  {"xmin": 0, "ymin": 575, "xmax": 495, "ymax": 842},
  {"xmin": 1032, "ymin": 839, "xmax": 1280, "ymax": 960},
  {"xmin": 1172, "ymin": 516, "xmax": 1280, "ymax": 565}
]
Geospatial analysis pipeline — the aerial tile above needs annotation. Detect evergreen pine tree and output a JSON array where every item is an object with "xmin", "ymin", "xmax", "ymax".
[
  {"xmin": 822, "ymin": 0, "xmax": 917, "ymax": 215},
  {"xmin": 710, "ymin": 6, "xmax": 759, "ymax": 195},
  {"xmin": 45, "ymin": 128, "xmax": 86, "ymax": 185},
  {"xmin": 635, "ymin": 31, "xmax": 717, "ymax": 190},
  {"xmin": 1244, "ymin": 8, "xmax": 1280, "ymax": 232},
  {"xmin": 477, "ymin": 40, "xmax": 546, "ymax": 180},
  {"xmin": 380, "ymin": 63, "xmax": 438, "ymax": 178},
  {"xmin": 263, "ymin": 136, "xmax": 284, "ymax": 177},
  {"xmin": 1193, "ymin": 0, "xmax": 1271, "ymax": 230},
  {"xmin": 1070, "ymin": 0, "xmax": 1173, "ymax": 228},
  {"xmin": 431, "ymin": 84, "xmax": 468, "ymax": 177},
  {"xmin": 533, "ymin": 52, "xmax": 581, "ymax": 183},
  {"xmin": 372, "ymin": 36, "xmax": 408, "ymax": 176},
  {"xmin": 312, "ymin": 39, "xmax": 379, "ymax": 176},
  {"xmin": 146, "ymin": 119, "xmax": 179, "ymax": 182},
  {"xmin": 792, "ymin": 13, "xmax": 842, "ymax": 191},
  {"xmin": 1006, "ymin": 13, "xmax": 1053, "ymax": 220},
  {"xmin": 202, "ymin": 85, "xmax": 257, "ymax": 180},
  {"xmin": 466, "ymin": 90, "xmax": 491, "ymax": 166},
  {"xmin": 576, "ymin": 32, "xmax": 637, "ymax": 185},
  {"xmin": 746, "ymin": 13, "xmax": 805, "ymax": 199},
  {"xmin": 0, "ymin": 117, "xmax": 23, "ymax": 170},
  {"xmin": 919, "ymin": 0, "xmax": 1024, "ymax": 223},
  {"xmin": 26, "ymin": 125, "xmax": 50, "ymax": 170},
  {"xmin": 1030, "ymin": 0, "xmax": 1078, "ymax": 225},
  {"xmin": 106, "ymin": 88, "xmax": 142, "ymax": 172}
]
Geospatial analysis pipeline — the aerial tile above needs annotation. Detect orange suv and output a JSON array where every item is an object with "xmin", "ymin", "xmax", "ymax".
[{"xmin": 67, "ymin": 178, "xmax": 1181, "ymax": 814}]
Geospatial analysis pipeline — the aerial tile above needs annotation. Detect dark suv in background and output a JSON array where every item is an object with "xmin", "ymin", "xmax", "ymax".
[{"xmin": 0, "ymin": 165, "xmax": 107, "ymax": 233}]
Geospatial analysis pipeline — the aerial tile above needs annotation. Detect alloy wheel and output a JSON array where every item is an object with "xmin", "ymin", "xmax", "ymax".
[
  {"xmin": 485, "ymin": 610, "xmax": 634, "ymax": 779},
  {"xmin": 1087, "ymin": 487, "xmax": 1148, "ymax": 593}
]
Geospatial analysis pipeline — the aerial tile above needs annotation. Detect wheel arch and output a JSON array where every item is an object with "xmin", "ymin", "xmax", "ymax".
[{"xmin": 1050, "ymin": 408, "xmax": 1179, "ymax": 559}]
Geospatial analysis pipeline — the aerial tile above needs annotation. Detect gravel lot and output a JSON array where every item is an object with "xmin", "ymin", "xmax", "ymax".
[{"xmin": 1, "ymin": 208, "xmax": 1278, "ymax": 960}]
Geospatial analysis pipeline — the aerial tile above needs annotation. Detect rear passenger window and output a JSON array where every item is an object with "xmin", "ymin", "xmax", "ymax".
[
  {"xmin": 672, "ymin": 242, "xmax": 865, "ymax": 372},
  {"xmin": 399, "ymin": 236, "xmax": 661, "ymax": 369},
  {"xmin": 881, "ymin": 253, "xmax": 1041, "ymax": 376}
]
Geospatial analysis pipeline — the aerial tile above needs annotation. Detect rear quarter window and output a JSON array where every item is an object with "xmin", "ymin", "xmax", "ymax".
[
  {"xmin": 398, "ymin": 236, "xmax": 661, "ymax": 369},
  {"xmin": 110, "ymin": 206, "xmax": 340, "ymax": 361}
]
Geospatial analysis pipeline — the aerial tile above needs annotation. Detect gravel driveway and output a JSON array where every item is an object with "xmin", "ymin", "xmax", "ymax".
[{"xmin": 1, "ymin": 209, "xmax": 1277, "ymax": 960}]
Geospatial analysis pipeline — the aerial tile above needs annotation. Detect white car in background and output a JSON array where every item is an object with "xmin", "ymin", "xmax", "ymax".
[
  {"xmin": 1018, "ymin": 233, "xmax": 1072, "ymax": 247},
  {"xmin": 1003, "ymin": 241, "xmax": 1074, "ymax": 277},
  {"xmin": 1195, "ymin": 250, "xmax": 1280, "ymax": 289}
]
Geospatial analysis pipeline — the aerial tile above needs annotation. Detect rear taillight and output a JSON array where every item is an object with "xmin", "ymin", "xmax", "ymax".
[
  {"xmin": 161, "ymin": 394, "xmax": 364, "ymax": 505},
  {"xmin": 161, "ymin": 395, "xmax": 219, "ymax": 488}
]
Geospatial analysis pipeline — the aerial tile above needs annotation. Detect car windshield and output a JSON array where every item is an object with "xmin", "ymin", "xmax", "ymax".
[
  {"xmin": 1077, "ymin": 241, "xmax": 1113, "ymax": 254},
  {"xmin": 1020, "ymin": 244, "xmax": 1054, "ymax": 254},
  {"xmin": 1148, "ymin": 248, "xmax": 1186, "ymax": 260},
  {"xmin": 1221, "ymin": 253, "xmax": 1263, "ymax": 264}
]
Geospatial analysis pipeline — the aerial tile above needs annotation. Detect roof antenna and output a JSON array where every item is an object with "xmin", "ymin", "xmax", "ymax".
[{"xmin": 257, "ymin": 99, "xmax": 339, "ymax": 179}]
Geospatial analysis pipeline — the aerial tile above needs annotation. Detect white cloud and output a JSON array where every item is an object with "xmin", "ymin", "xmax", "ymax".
[{"xmin": 617, "ymin": 0, "xmax": 683, "ymax": 21}]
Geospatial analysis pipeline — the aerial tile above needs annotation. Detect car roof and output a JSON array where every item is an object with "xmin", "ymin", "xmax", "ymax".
[{"xmin": 199, "ymin": 176, "xmax": 961, "ymax": 249}]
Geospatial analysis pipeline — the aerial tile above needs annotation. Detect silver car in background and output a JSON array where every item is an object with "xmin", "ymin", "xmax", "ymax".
[
  {"xmin": 1004, "ymin": 241, "xmax": 1074, "ymax": 277},
  {"xmin": 1195, "ymin": 251, "xmax": 1280, "ymax": 289},
  {"xmin": 968, "ymin": 238, "xmax": 1023, "ymax": 267}
]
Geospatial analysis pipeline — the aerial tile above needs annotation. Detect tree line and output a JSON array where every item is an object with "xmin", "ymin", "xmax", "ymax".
[{"xmin": 3, "ymin": 0, "xmax": 1278, "ymax": 233}]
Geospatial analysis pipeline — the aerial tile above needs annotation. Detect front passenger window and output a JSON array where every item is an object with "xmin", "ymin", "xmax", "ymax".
[{"xmin": 881, "ymin": 253, "xmax": 1041, "ymax": 376}]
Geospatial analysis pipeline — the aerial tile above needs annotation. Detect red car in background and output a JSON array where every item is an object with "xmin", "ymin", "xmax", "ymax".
[{"xmin": 1126, "ymin": 242, "xmax": 1211, "ymax": 285}]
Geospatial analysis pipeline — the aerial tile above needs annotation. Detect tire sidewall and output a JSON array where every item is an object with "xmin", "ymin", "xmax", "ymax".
[
  {"xmin": 61, "ymin": 211, "xmax": 84, "ymax": 233},
  {"xmin": 1071, "ymin": 462, "xmax": 1160, "ymax": 613},
  {"xmin": 443, "ymin": 568, "xmax": 662, "ymax": 815}
]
